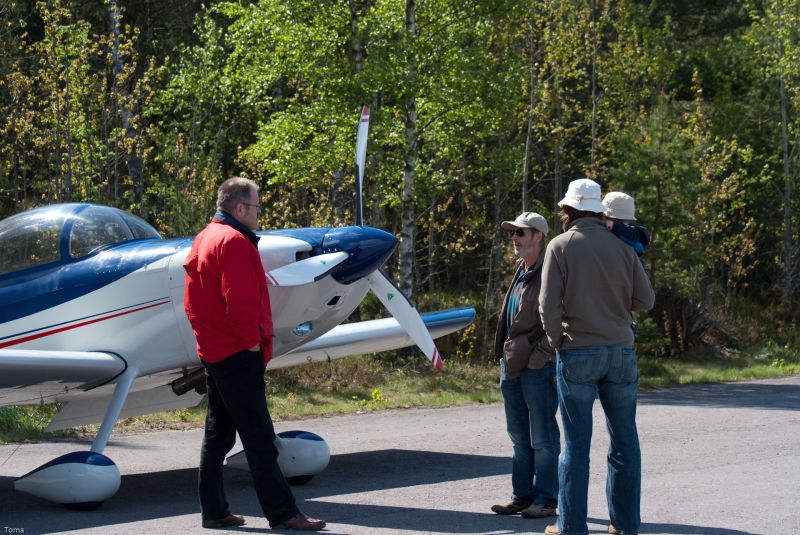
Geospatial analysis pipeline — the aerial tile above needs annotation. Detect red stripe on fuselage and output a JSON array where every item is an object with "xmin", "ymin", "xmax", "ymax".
[{"xmin": 0, "ymin": 300, "xmax": 171, "ymax": 349}]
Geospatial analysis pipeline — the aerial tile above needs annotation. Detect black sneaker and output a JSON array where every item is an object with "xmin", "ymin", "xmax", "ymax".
[{"xmin": 491, "ymin": 499, "xmax": 532, "ymax": 515}]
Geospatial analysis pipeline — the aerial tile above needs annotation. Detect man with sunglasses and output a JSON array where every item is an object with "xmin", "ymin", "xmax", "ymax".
[
  {"xmin": 491, "ymin": 212, "xmax": 561, "ymax": 520},
  {"xmin": 184, "ymin": 177, "xmax": 325, "ymax": 531}
]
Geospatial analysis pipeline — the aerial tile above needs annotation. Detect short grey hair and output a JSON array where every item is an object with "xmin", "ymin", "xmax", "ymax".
[{"xmin": 216, "ymin": 177, "xmax": 258, "ymax": 213}]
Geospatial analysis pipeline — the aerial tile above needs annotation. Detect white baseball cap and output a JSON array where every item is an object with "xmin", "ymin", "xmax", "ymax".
[
  {"xmin": 501, "ymin": 211, "xmax": 549, "ymax": 235},
  {"xmin": 603, "ymin": 191, "xmax": 636, "ymax": 221},
  {"xmin": 557, "ymin": 178, "xmax": 605, "ymax": 213}
]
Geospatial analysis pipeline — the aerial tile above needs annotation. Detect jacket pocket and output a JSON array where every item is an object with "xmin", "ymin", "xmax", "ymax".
[{"xmin": 503, "ymin": 335, "xmax": 532, "ymax": 374}]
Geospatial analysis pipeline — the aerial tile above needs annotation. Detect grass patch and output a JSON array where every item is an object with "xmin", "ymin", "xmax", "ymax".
[
  {"xmin": 1, "ymin": 348, "xmax": 798, "ymax": 443},
  {"xmin": 266, "ymin": 358, "xmax": 501, "ymax": 420},
  {"xmin": 638, "ymin": 343, "xmax": 800, "ymax": 388},
  {"xmin": 0, "ymin": 404, "xmax": 69, "ymax": 442}
]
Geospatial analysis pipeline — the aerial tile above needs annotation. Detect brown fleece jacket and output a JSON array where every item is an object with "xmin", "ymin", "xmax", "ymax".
[
  {"xmin": 494, "ymin": 255, "xmax": 555, "ymax": 378},
  {"xmin": 539, "ymin": 217, "xmax": 655, "ymax": 350}
]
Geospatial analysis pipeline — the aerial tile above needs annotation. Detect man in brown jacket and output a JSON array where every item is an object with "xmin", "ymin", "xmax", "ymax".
[
  {"xmin": 539, "ymin": 178, "xmax": 655, "ymax": 535},
  {"xmin": 490, "ymin": 212, "xmax": 560, "ymax": 520}
]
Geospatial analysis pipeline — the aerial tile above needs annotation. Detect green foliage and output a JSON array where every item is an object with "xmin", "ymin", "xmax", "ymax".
[
  {"xmin": 0, "ymin": 404, "xmax": 64, "ymax": 442},
  {"xmin": 351, "ymin": 387, "xmax": 389, "ymax": 410},
  {"xmin": 4, "ymin": 0, "xmax": 800, "ymax": 360}
]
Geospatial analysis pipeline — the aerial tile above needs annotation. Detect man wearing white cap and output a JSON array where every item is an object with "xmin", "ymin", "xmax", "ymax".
[
  {"xmin": 539, "ymin": 179, "xmax": 655, "ymax": 535},
  {"xmin": 602, "ymin": 192, "xmax": 649, "ymax": 259},
  {"xmin": 490, "ymin": 212, "xmax": 560, "ymax": 520}
]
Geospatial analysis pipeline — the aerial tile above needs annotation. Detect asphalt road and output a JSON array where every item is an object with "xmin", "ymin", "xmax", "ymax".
[{"xmin": 1, "ymin": 375, "xmax": 799, "ymax": 534}]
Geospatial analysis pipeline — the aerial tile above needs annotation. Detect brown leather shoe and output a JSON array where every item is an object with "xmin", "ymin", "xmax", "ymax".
[
  {"xmin": 520, "ymin": 503, "xmax": 557, "ymax": 518},
  {"xmin": 202, "ymin": 514, "xmax": 246, "ymax": 529},
  {"xmin": 490, "ymin": 498, "xmax": 532, "ymax": 515},
  {"xmin": 608, "ymin": 524, "xmax": 638, "ymax": 535},
  {"xmin": 273, "ymin": 512, "xmax": 326, "ymax": 531}
]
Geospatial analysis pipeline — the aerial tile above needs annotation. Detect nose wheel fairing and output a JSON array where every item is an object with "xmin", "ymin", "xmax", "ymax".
[
  {"xmin": 14, "ymin": 451, "xmax": 120, "ymax": 507},
  {"xmin": 226, "ymin": 430, "xmax": 331, "ymax": 484}
]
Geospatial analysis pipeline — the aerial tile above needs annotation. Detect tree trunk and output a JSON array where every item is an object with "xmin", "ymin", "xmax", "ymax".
[
  {"xmin": 51, "ymin": 37, "xmax": 63, "ymax": 203},
  {"xmin": 64, "ymin": 68, "xmax": 73, "ymax": 202},
  {"xmin": 333, "ymin": 169, "xmax": 346, "ymax": 226},
  {"xmin": 339, "ymin": 0, "xmax": 366, "ymax": 227},
  {"xmin": 589, "ymin": 0, "xmax": 597, "ymax": 174},
  {"xmin": 779, "ymin": 23, "xmax": 793, "ymax": 313},
  {"xmin": 522, "ymin": 31, "xmax": 538, "ymax": 213},
  {"xmin": 350, "ymin": 0, "xmax": 365, "ymax": 75},
  {"xmin": 484, "ymin": 136, "xmax": 504, "ymax": 359},
  {"xmin": 553, "ymin": 72, "xmax": 562, "ymax": 234},
  {"xmin": 650, "ymin": 178, "xmax": 662, "ymax": 289},
  {"xmin": 109, "ymin": 0, "xmax": 144, "ymax": 213},
  {"xmin": 399, "ymin": 0, "xmax": 417, "ymax": 299},
  {"xmin": 427, "ymin": 203, "xmax": 435, "ymax": 293}
]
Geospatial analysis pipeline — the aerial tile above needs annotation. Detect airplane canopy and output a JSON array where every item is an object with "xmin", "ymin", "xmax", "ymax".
[{"xmin": 0, "ymin": 204, "xmax": 161, "ymax": 276}]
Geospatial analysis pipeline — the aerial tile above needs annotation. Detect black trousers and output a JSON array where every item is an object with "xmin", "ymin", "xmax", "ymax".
[{"xmin": 199, "ymin": 349, "xmax": 298, "ymax": 525}]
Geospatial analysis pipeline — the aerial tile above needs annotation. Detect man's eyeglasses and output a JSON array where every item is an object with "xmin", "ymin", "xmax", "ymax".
[
  {"xmin": 512, "ymin": 228, "xmax": 527, "ymax": 237},
  {"xmin": 242, "ymin": 202, "xmax": 261, "ymax": 212}
]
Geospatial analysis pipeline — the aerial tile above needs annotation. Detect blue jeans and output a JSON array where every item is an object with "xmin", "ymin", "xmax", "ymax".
[
  {"xmin": 500, "ymin": 360, "xmax": 560, "ymax": 507},
  {"xmin": 556, "ymin": 346, "xmax": 641, "ymax": 535}
]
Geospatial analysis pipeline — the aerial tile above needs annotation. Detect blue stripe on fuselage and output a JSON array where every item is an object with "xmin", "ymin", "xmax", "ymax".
[{"xmin": 0, "ymin": 238, "xmax": 191, "ymax": 324}]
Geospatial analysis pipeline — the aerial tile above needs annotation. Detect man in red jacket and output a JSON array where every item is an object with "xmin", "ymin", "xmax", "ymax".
[{"xmin": 184, "ymin": 177, "xmax": 325, "ymax": 531}]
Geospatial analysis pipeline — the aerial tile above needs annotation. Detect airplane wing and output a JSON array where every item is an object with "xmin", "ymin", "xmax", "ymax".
[
  {"xmin": 0, "ymin": 349, "xmax": 204, "ymax": 428},
  {"xmin": 268, "ymin": 307, "xmax": 475, "ymax": 370},
  {"xmin": 0, "ymin": 349, "xmax": 126, "ymax": 406},
  {"xmin": 44, "ymin": 381, "xmax": 204, "ymax": 431}
]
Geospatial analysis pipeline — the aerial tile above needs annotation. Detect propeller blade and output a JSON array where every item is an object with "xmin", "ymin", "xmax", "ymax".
[
  {"xmin": 365, "ymin": 270, "xmax": 443, "ymax": 370},
  {"xmin": 355, "ymin": 106, "xmax": 370, "ymax": 227},
  {"xmin": 265, "ymin": 252, "xmax": 349, "ymax": 287}
]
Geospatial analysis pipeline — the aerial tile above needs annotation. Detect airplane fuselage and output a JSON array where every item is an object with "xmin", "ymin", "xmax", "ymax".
[{"xmin": 0, "ymin": 204, "xmax": 398, "ymax": 407}]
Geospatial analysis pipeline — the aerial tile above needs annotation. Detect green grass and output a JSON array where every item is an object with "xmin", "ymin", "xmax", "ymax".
[
  {"xmin": 1, "ymin": 348, "xmax": 798, "ymax": 443},
  {"xmin": 266, "ymin": 359, "xmax": 501, "ymax": 419}
]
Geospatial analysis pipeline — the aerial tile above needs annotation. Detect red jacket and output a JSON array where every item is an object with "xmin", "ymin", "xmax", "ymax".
[{"xmin": 183, "ymin": 219, "xmax": 273, "ymax": 365}]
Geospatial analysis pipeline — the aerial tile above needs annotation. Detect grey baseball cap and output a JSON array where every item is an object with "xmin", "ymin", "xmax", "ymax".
[{"xmin": 500, "ymin": 211, "xmax": 549, "ymax": 235}]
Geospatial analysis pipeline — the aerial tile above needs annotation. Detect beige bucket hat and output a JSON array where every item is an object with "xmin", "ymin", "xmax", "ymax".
[
  {"xmin": 603, "ymin": 191, "xmax": 636, "ymax": 221},
  {"xmin": 557, "ymin": 178, "xmax": 605, "ymax": 213}
]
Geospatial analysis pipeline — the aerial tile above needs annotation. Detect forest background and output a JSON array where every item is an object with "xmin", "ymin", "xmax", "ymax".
[{"xmin": 2, "ymin": 0, "xmax": 800, "ymax": 367}]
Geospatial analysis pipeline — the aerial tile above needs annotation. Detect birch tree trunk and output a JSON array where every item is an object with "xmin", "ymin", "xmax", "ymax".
[
  {"xmin": 522, "ymin": 31, "xmax": 538, "ymax": 213},
  {"xmin": 336, "ymin": 0, "xmax": 367, "ymax": 226},
  {"xmin": 399, "ymin": 0, "xmax": 417, "ymax": 299}
]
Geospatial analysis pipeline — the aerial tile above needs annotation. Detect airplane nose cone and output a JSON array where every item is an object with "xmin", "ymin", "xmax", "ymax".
[{"xmin": 322, "ymin": 226, "xmax": 398, "ymax": 284}]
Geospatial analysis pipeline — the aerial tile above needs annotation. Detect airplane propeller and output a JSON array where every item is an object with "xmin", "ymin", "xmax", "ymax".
[
  {"xmin": 366, "ymin": 271, "xmax": 443, "ymax": 369},
  {"xmin": 355, "ymin": 106, "xmax": 369, "ymax": 227},
  {"xmin": 354, "ymin": 107, "xmax": 443, "ymax": 370}
]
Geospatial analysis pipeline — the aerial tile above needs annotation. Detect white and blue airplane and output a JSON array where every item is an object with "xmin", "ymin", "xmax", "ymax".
[{"xmin": 0, "ymin": 107, "xmax": 475, "ymax": 509}]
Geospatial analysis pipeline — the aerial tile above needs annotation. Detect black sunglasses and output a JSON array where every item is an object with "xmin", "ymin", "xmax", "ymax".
[{"xmin": 512, "ymin": 228, "xmax": 527, "ymax": 237}]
